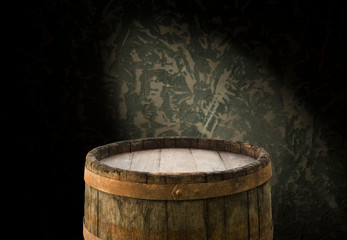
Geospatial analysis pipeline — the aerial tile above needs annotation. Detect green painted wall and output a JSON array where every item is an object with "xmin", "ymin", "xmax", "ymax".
[{"xmin": 98, "ymin": 1, "xmax": 347, "ymax": 239}]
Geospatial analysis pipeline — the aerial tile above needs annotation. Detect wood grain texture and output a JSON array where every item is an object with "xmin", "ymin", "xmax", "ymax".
[
  {"xmin": 84, "ymin": 183, "xmax": 99, "ymax": 237},
  {"xmin": 258, "ymin": 181, "xmax": 272, "ymax": 237},
  {"xmin": 248, "ymin": 188, "xmax": 260, "ymax": 240},
  {"xmin": 219, "ymin": 151, "xmax": 254, "ymax": 170},
  {"xmin": 86, "ymin": 137, "xmax": 271, "ymax": 184},
  {"xmin": 225, "ymin": 191, "xmax": 249, "ymax": 240},
  {"xmin": 130, "ymin": 149, "xmax": 160, "ymax": 172},
  {"xmin": 84, "ymin": 184, "xmax": 273, "ymax": 240},
  {"xmin": 167, "ymin": 200, "xmax": 207, "ymax": 240},
  {"xmin": 191, "ymin": 149, "xmax": 226, "ymax": 172},
  {"xmin": 100, "ymin": 148, "xmax": 255, "ymax": 174},
  {"xmin": 97, "ymin": 191, "xmax": 168, "ymax": 240},
  {"xmin": 206, "ymin": 197, "xmax": 225, "ymax": 239},
  {"xmin": 101, "ymin": 152, "xmax": 133, "ymax": 170},
  {"xmin": 159, "ymin": 148, "xmax": 176, "ymax": 173},
  {"xmin": 84, "ymin": 137, "xmax": 273, "ymax": 240}
]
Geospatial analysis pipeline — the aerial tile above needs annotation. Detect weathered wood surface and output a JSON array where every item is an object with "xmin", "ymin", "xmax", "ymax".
[
  {"xmin": 83, "ymin": 137, "xmax": 273, "ymax": 240},
  {"xmin": 100, "ymin": 148, "xmax": 255, "ymax": 174},
  {"xmin": 84, "ymin": 182, "xmax": 273, "ymax": 240}
]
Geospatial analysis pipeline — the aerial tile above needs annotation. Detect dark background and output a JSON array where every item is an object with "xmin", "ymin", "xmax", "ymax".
[{"xmin": 6, "ymin": 0, "xmax": 346, "ymax": 239}]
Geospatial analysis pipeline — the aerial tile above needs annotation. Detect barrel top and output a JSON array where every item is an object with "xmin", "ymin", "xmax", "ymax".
[
  {"xmin": 85, "ymin": 137, "xmax": 270, "ymax": 184},
  {"xmin": 100, "ymin": 148, "xmax": 254, "ymax": 173}
]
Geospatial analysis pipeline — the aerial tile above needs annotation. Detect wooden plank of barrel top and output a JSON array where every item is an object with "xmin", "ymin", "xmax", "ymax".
[{"xmin": 83, "ymin": 137, "xmax": 273, "ymax": 240}]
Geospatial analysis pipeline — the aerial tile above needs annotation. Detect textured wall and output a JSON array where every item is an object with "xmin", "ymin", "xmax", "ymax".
[
  {"xmin": 99, "ymin": 1, "xmax": 347, "ymax": 239},
  {"xmin": 11, "ymin": 0, "xmax": 346, "ymax": 239}
]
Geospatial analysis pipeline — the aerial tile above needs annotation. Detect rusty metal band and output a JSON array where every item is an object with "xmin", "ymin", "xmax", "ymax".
[
  {"xmin": 83, "ymin": 219, "xmax": 273, "ymax": 240},
  {"xmin": 84, "ymin": 162, "xmax": 271, "ymax": 200}
]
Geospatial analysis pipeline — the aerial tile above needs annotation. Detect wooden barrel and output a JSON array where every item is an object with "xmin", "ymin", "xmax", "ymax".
[{"xmin": 83, "ymin": 137, "xmax": 273, "ymax": 240}]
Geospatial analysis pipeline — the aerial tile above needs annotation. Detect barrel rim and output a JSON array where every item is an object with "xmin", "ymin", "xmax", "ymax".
[{"xmin": 84, "ymin": 137, "xmax": 270, "ymax": 184}]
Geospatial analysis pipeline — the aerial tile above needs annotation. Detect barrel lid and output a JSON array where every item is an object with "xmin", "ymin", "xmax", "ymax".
[{"xmin": 85, "ymin": 137, "xmax": 270, "ymax": 184}]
